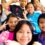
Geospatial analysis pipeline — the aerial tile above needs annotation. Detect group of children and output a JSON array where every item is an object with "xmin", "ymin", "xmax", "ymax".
[{"xmin": 0, "ymin": 0, "xmax": 45, "ymax": 45}]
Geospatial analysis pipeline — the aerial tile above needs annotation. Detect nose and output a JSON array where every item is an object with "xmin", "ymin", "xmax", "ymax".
[
  {"xmin": 43, "ymin": 23, "xmax": 45, "ymax": 26},
  {"xmin": 12, "ymin": 22, "xmax": 15, "ymax": 26},
  {"xmin": 23, "ymin": 33, "xmax": 28, "ymax": 37}
]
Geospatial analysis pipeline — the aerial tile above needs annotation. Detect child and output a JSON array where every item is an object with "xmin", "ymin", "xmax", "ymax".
[
  {"xmin": 37, "ymin": 13, "xmax": 45, "ymax": 45},
  {"xmin": 23, "ymin": 2, "xmax": 41, "ymax": 34},
  {"xmin": 0, "ymin": 13, "xmax": 19, "ymax": 43}
]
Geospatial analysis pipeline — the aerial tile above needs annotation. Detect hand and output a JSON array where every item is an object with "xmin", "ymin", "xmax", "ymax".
[
  {"xmin": 23, "ymin": 10, "xmax": 28, "ymax": 20},
  {"xmin": 32, "ymin": 41, "xmax": 42, "ymax": 45},
  {"xmin": 0, "ymin": 23, "xmax": 7, "ymax": 31},
  {"xmin": 23, "ymin": 10, "xmax": 28, "ymax": 17}
]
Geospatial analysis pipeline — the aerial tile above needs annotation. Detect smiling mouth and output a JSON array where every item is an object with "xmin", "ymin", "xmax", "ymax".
[{"xmin": 20, "ymin": 39, "xmax": 28, "ymax": 42}]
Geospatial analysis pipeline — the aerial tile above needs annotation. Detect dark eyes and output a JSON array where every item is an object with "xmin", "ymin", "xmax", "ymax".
[
  {"xmin": 27, "ymin": 32, "xmax": 31, "ymax": 33},
  {"xmin": 39, "ymin": 22, "xmax": 44, "ymax": 24},
  {"xmin": 18, "ymin": 31, "xmax": 31, "ymax": 34}
]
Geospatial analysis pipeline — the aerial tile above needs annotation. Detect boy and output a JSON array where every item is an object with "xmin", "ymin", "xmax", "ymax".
[{"xmin": 37, "ymin": 13, "xmax": 45, "ymax": 45}]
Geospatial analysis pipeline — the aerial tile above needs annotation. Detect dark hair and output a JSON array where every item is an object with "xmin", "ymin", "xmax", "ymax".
[
  {"xmin": 38, "ymin": 13, "xmax": 45, "ymax": 25},
  {"xmin": 2, "ymin": 13, "xmax": 19, "ymax": 24},
  {"xmin": 13, "ymin": 20, "xmax": 34, "ymax": 45},
  {"xmin": 6, "ymin": 13, "xmax": 19, "ymax": 23},
  {"xmin": 25, "ymin": 2, "xmax": 34, "ymax": 10}
]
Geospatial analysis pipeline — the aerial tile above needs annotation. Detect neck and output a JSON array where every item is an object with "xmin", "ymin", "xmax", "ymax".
[
  {"xmin": 41, "ymin": 32, "xmax": 45, "ymax": 37},
  {"xmin": 9, "ymin": 29, "xmax": 14, "ymax": 32},
  {"xmin": 29, "ymin": 12, "xmax": 34, "ymax": 15}
]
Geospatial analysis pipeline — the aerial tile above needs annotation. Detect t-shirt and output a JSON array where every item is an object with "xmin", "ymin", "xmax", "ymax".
[{"xmin": 27, "ymin": 11, "xmax": 41, "ymax": 34}]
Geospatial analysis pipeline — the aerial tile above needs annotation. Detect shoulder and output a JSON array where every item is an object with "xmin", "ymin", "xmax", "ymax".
[{"xmin": 34, "ymin": 11, "xmax": 41, "ymax": 15}]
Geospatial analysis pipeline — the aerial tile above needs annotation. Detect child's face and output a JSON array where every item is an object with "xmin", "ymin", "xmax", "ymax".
[
  {"xmin": 20, "ymin": 0, "xmax": 27, "ymax": 8},
  {"xmin": 7, "ymin": 17, "xmax": 18, "ymax": 31},
  {"xmin": 27, "ymin": 4, "xmax": 34, "ymax": 14},
  {"xmin": 39, "ymin": 18, "xmax": 45, "ymax": 32},
  {"xmin": 20, "ymin": 2, "xmax": 27, "ymax": 8},
  {"xmin": 35, "ymin": 3, "xmax": 41, "ymax": 11},
  {"xmin": 16, "ymin": 24, "xmax": 32, "ymax": 45}
]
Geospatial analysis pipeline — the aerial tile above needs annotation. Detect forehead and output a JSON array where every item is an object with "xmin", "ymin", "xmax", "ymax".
[
  {"xmin": 39, "ymin": 18, "xmax": 45, "ymax": 22},
  {"xmin": 28, "ymin": 4, "xmax": 34, "ymax": 7},
  {"xmin": 8, "ymin": 16, "xmax": 18, "ymax": 21},
  {"xmin": 18, "ymin": 24, "xmax": 32, "ymax": 33},
  {"xmin": 20, "ymin": 24, "xmax": 31, "ymax": 30}
]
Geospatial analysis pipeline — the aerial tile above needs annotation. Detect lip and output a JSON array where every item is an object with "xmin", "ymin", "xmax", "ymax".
[
  {"xmin": 20, "ymin": 39, "xmax": 28, "ymax": 42},
  {"xmin": 42, "ymin": 28, "xmax": 45, "ymax": 30},
  {"xmin": 11, "ymin": 26, "xmax": 15, "ymax": 27}
]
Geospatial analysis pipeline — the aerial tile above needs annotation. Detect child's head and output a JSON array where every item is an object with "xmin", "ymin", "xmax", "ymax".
[
  {"xmin": 20, "ymin": 0, "xmax": 27, "ymax": 8},
  {"xmin": 14, "ymin": 20, "xmax": 33, "ymax": 45},
  {"xmin": 25, "ymin": 2, "xmax": 34, "ymax": 14},
  {"xmin": 6, "ymin": 13, "xmax": 19, "ymax": 31},
  {"xmin": 38, "ymin": 13, "xmax": 45, "ymax": 33},
  {"xmin": 34, "ymin": 3, "xmax": 42, "ymax": 11},
  {"xmin": 20, "ymin": 2, "xmax": 27, "ymax": 8}
]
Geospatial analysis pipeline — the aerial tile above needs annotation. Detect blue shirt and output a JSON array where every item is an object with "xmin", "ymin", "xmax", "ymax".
[{"xmin": 27, "ymin": 11, "xmax": 41, "ymax": 34}]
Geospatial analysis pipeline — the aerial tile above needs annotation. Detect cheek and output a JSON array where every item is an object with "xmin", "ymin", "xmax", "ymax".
[
  {"xmin": 27, "ymin": 9, "xmax": 30, "ymax": 12},
  {"xmin": 39, "ymin": 24, "xmax": 43, "ymax": 28},
  {"xmin": 16, "ymin": 33, "xmax": 22, "ymax": 41},
  {"xmin": 28, "ymin": 33, "xmax": 32, "ymax": 42},
  {"xmin": 8, "ymin": 24, "xmax": 11, "ymax": 27}
]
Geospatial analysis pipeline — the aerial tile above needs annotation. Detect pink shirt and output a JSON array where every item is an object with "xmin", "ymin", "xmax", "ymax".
[
  {"xmin": 0, "ymin": 31, "xmax": 14, "ymax": 43},
  {"xmin": 8, "ymin": 32, "xmax": 14, "ymax": 40}
]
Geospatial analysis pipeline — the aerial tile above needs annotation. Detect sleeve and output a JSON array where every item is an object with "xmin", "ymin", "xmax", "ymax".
[{"xmin": 0, "ymin": 31, "xmax": 9, "ymax": 43}]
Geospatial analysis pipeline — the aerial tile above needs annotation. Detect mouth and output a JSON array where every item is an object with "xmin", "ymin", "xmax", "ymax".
[
  {"xmin": 42, "ymin": 28, "xmax": 45, "ymax": 32},
  {"xmin": 20, "ymin": 39, "xmax": 28, "ymax": 42}
]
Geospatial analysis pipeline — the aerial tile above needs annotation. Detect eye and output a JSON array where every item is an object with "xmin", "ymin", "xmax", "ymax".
[
  {"xmin": 27, "ymin": 32, "xmax": 31, "ymax": 34},
  {"xmin": 39, "ymin": 22, "xmax": 44, "ymax": 24},
  {"xmin": 10, "ymin": 21, "xmax": 13, "ymax": 23},
  {"xmin": 18, "ymin": 30, "xmax": 23, "ymax": 33}
]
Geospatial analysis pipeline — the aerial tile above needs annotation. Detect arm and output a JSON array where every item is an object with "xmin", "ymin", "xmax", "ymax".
[
  {"xmin": 23, "ymin": 10, "xmax": 28, "ymax": 20},
  {"xmin": 0, "ymin": 31, "xmax": 9, "ymax": 43},
  {"xmin": 0, "ymin": 23, "xmax": 6, "ymax": 31}
]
